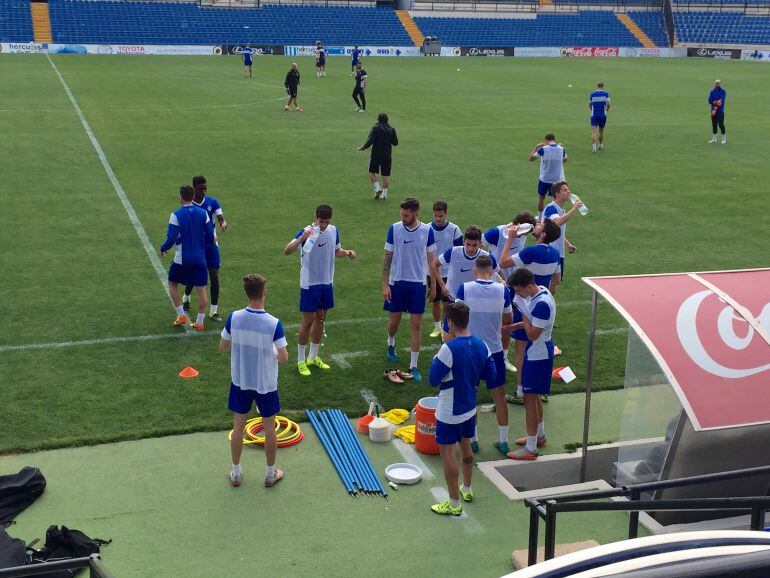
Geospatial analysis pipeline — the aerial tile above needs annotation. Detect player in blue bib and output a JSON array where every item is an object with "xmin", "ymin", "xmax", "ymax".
[
  {"xmin": 589, "ymin": 82, "xmax": 611, "ymax": 152},
  {"xmin": 242, "ymin": 45, "xmax": 253, "ymax": 78},
  {"xmin": 350, "ymin": 46, "xmax": 361, "ymax": 76}
]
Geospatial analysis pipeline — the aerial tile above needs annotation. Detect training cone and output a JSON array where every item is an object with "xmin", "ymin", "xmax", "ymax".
[{"xmin": 179, "ymin": 366, "xmax": 199, "ymax": 378}]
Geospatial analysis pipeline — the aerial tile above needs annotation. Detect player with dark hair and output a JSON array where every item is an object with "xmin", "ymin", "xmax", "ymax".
[
  {"xmin": 358, "ymin": 112, "xmax": 398, "ymax": 200},
  {"xmin": 182, "ymin": 176, "xmax": 228, "ymax": 322},
  {"xmin": 242, "ymin": 45, "xmax": 253, "ymax": 78},
  {"xmin": 530, "ymin": 134, "xmax": 566, "ymax": 219},
  {"xmin": 350, "ymin": 46, "xmax": 361, "ymax": 76},
  {"xmin": 428, "ymin": 201, "xmax": 462, "ymax": 338},
  {"xmin": 429, "ymin": 301, "xmax": 496, "ymax": 515},
  {"xmin": 431, "ymin": 225, "xmax": 500, "ymax": 304},
  {"xmin": 352, "ymin": 62, "xmax": 367, "ymax": 112},
  {"xmin": 160, "ymin": 185, "xmax": 214, "ymax": 330},
  {"xmin": 315, "ymin": 42, "xmax": 326, "ymax": 78},
  {"xmin": 284, "ymin": 63, "xmax": 302, "ymax": 112},
  {"xmin": 589, "ymin": 82, "xmax": 611, "ymax": 152},
  {"xmin": 284, "ymin": 204, "xmax": 356, "ymax": 376}
]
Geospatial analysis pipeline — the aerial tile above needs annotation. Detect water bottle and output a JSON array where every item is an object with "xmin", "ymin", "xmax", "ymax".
[
  {"xmin": 302, "ymin": 225, "xmax": 320, "ymax": 253},
  {"xmin": 570, "ymin": 193, "xmax": 589, "ymax": 216}
]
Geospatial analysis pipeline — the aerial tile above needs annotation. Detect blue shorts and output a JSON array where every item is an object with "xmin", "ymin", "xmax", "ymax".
[
  {"xmin": 244, "ymin": 58, "xmax": 252, "ymax": 66},
  {"xmin": 538, "ymin": 180, "xmax": 554, "ymax": 198},
  {"xmin": 317, "ymin": 57, "xmax": 326, "ymax": 67},
  {"xmin": 486, "ymin": 350, "xmax": 506, "ymax": 389},
  {"xmin": 522, "ymin": 355, "xmax": 554, "ymax": 395},
  {"xmin": 168, "ymin": 262, "xmax": 207, "ymax": 287},
  {"xmin": 384, "ymin": 281, "xmax": 426, "ymax": 315},
  {"xmin": 205, "ymin": 244, "xmax": 220, "ymax": 270},
  {"xmin": 512, "ymin": 307, "xmax": 528, "ymax": 341},
  {"xmin": 300, "ymin": 284, "xmax": 334, "ymax": 313},
  {"xmin": 436, "ymin": 414, "xmax": 476, "ymax": 445},
  {"xmin": 591, "ymin": 115, "xmax": 607, "ymax": 128},
  {"xmin": 228, "ymin": 384, "xmax": 280, "ymax": 417}
]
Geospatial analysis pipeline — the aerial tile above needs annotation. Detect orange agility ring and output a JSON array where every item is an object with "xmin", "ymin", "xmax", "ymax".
[{"xmin": 228, "ymin": 416, "xmax": 304, "ymax": 448}]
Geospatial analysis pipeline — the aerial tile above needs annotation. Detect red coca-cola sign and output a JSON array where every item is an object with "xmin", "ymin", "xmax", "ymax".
[
  {"xmin": 561, "ymin": 46, "xmax": 619, "ymax": 58},
  {"xmin": 585, "ymin": 269, "xmax": 770, "ymax": 430}
]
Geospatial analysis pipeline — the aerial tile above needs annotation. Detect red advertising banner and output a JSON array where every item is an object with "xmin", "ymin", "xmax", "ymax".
[
  {"xmin": 560, "ymin": 47, "xmax": 619, "ymax": 57},
  {"xmin": 585, "ymin": 269, "xmax": 770, "ymax": 430}
]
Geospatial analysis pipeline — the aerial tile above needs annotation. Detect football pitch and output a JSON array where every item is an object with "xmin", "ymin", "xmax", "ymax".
[{"xmin": 2, "ymin": 53, "xmax": 769, "ymax": 455}]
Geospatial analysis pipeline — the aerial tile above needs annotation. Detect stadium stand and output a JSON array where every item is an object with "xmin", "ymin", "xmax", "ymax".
[
  {"xmin": 413, "ymin": 12, "xmax": 643, "ymax": 46},
  {"xmin": 628, "ymin": 10, "xmax": 668, "ymax": 45},
  {"xmin": 674, "ymin": 11, "xmax": 770, "ymax": 44},
  {"xmin": 48, "ymin": 1, "xmax": 413, "ymax": 45},
  {"xmin": 0, "ymin": 0, "xmax": 35, "ymax": 42}
]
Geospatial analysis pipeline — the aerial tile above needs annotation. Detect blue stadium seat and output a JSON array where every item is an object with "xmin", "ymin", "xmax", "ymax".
[
  {"xmin": 0, "ymin": 0, "xmax": 35, "ymax": 42},
  {"xmin": 674, "ymin": 11, "xmax": 770, "ymax": 45}
]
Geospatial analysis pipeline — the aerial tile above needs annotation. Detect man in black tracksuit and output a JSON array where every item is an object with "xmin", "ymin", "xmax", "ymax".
[
  {"xmin": 284, "ymin": 63, "xmax": 301, "ymax": 112},
  {"xmin": 352, "ymin": 62, "xmax": 367, "ymax": 113},
  {"xmin": 357, "ymin": 112, "xmax": 398, "ymax": 200}
]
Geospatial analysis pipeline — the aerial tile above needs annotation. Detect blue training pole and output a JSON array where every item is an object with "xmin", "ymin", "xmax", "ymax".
[
  {"xmin": 327, "ymin": 409, "xmax": 373, "ymax": 494},
  {"xmin": 333, "ymin": 409, "xmax": 387, "ymax": 497},
  {"xmin": 318, "ymin": 409, "xmax": 362, "ymax": 493},
  {"xmin": 306, "ymin": 410, "xmax": 355, "ymax": 495}
]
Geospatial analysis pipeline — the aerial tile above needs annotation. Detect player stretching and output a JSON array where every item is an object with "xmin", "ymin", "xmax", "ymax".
[
  {"xmin": 350, "ymin": 46, "xmax": 361, "ymax": 76},
  {"xmin": 529, "ymin": 134, "xmax": 566, "ymax": 219},
  {"xmin": 315, "ymin": 42, "xmax": 326, "ymax": 77},
  {"xmin": 382, "ymin": 197, "xmax": 436, "ymax": 381},
  {"xmin": 454, "ymin": 255, "xmax": 513, "ymax": 456},
  {"xmin": 429, "ymin": 302, "xmax": 496, "ymax": 515},
  {"xmin": 499, "ymin": 219, "xmax": 561, "ymax": 404},
  {"xmin": 284, "ymin": 204, "xmax": 356, "ymax": 376},
  {"xmin": 506, "ymin": 269, "xmax": 556, "ymax": 461},
  {"xmin": 160, "ymin": 185, "xmax": 213, "ymax": 330},
  {"xmin": 352, "ymin": 62, "xmax": 367, "ymax": 112},
  {"xmin": 243, "ymin": 45, "xmax": 253, "ymax": 78},
  {"xmin": 589, "ymin": 82, "xmax": 611, "ymax": 152},
  {"xmin": 357, "ymin": 112, "xmax": 398, "ymax": 199},
  {"xmin": 284, "ymin": 63, "xmax": 302, "ymax": 112},
  {"xmin": 182, "ymin": 176, "xmax": 228, "ymax": 322},
  {"xmin": 428, "ymin": 201, "xmax": 462, "ymax": 338}
]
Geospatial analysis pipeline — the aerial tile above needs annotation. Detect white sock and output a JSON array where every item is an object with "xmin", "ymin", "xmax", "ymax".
[
  {"xmin": 266, "ymin": 464, "xmax": 275, "ymax": 478},
  {"xmin": 176, "ymin": 305, "xmax": 185, "ymax": 317},
  {"xmin": 526, "ymin": 435, "xmax": 539, "ymax": 453},
  {"xmin": 387, "ymin": 335, "xmax": 395, "ymax": 347},
  {"xmin": 472, "ymin": 427, "xmax": 478, "ymax": 443},
  {"xmin": 434, "ymin": 321, "xmax": 441, "ymax": 330},
  {"xmin": 592, "ymin": 144, "xmax": 597, "ymax": 151},
  {"xmin": 297, "ymin": 343, "xmax": 306, "ymax": 363},
  {"xmin": 461, "ymin": 484, "xmax": 471, "ymax": 494},
  {"xmin": 196, "ymin": 312, "xmax": 205, "ymax": 326},
  {"xmin": 309, "ymin": 342, "xmax": 320, "ymax": 360},
  {"xmin": 382, "ymin": 188, "xmax": 388, "ymax": 198},
  {"xmin": 537, "ymin": 421, "xmax": 545, "ymax": 438},
  {"xmin": 517, "ymin": 385, "xmax": 523, "ymax": 397},
  {"xmin": 374, "ymin": 181, "xmax": 381, "ymax": 192},
  {"xmin": 182, "ymin": 294, "xmax": 190, "ymax": 303},
  {"xmin": 499, "ymin": 426, "xmax": 509, "ymax": 444},
  {"xmin": 232, "ymin": 463, "xmax": 241, "ymax": 475},
  {"xmin": 210, "ymin": 304, "xmax": 218, "ymax": 314},
  {"xmin": 721, "ymin": 135, "xmax": 726, "ymax": 142},
  {"xmin": 450, "ymin": 498, "xmax": 461, "ymax": 508},
  {"xmin": 410, "ymin": 350, "xmax": 419, "ymax": 369}
]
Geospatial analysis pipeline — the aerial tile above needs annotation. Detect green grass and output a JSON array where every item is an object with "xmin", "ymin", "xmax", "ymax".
[{"xmin": 2, "ymin": 54, "xmax": 769, "ymax": 454}]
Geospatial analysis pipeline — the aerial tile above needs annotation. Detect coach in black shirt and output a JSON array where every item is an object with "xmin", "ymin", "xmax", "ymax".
[{"xmin": 357, "ymin": 112, "xmax": 399, "ymax": 200}]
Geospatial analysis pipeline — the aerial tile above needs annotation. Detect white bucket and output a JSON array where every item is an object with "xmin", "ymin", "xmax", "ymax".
[{"xmin": 368, "ymin": 417, "xmax": 391, "ymax": 443}]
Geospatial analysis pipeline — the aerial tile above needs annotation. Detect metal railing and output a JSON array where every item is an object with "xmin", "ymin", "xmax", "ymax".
[
  {"xmin": 524, "ymin": 465, "xmax": 770, "ymax": 567},
  {"xmin": 0, "ymin": 554, "xmax": 115, "ymax": 578}
]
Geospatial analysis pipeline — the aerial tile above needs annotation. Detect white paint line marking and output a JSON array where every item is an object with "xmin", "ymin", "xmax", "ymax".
[
  {"xmin": 359, "ymin": 387, "xmax": 379, "ymax": 405},
  {"xmin": 594, "ymin": 327, "xmax": 627, "ymax": 336},
  {"xmin": 331, "ymin": 350, "xmax": 369, "ymax": 369},
  {"xmin": 0, "ymin": 316, "xmax": 386, "ymax": 353},
  {"xmin": 46, "ymin": 54, "xmax": 176, "ymax": 312}
]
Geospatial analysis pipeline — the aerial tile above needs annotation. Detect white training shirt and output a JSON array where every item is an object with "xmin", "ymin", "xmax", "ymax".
[
  {"xmin": 438, "ymin": 246, "xmax": 499, "ymax": 300},
  {"xmin": 483, "ymin": 224, "xmax": 526, "ymax": 281},
  {"xmin": 430, "ymin": 221, "xmax": 463, "ymax": 278},
  {"xmin": 221, "ymin": 308, "xmax": 287, "ymax": 393},
  {"xmin": 536, "ymin": 143, "xmax": 566, "ymax": 184},
  {"xmin": 455, "ymin": 280, "xmax": 512, "ymax": 354},
  {"xmin": 543, "ymin": 201, "xmax": 566, "ymax": 257},
  {"xmin": 295, "ymin": 224, "xmax": 340, "ymax": 289},
  {"xmin": 384, "ymin": 221, "xmax": 436, "ymax": 284},
  {"xmin": 524, "ymin": 288, "xmax": 556, "ymax": 361}
]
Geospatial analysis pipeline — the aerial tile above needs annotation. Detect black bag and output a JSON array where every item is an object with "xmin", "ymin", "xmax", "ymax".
[
  {"xmin": 0, "ymin": 467, "xmax": 46, "ymax": 526},
  {"xmin": 26, "ymin": 526, "xmax": 111, "ymax": 577},
  {"xmin": 0, "ymin": 526, "xmax": 26, "ymax": 569}
]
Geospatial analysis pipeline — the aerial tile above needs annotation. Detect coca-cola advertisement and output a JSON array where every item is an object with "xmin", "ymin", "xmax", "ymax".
[
  {"xmin": 586, "ymin": 269, "xmax": 770, "ymax": 430},
  {"xmin": 560, "ymin": 46, "xmax": 619, "ymax": 58}
]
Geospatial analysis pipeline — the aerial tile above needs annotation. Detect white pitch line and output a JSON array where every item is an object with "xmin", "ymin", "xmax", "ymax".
[
  {"xmin": 331, "ymin": 350, "xmax": 369, "ymax": 369},
  {"xmin": 595, "ymin": 327, "xmax": 627, "ymax": 336},
  {"xmin": 46, "ymin": 54, "xmax": 174, "ymax": 309}
]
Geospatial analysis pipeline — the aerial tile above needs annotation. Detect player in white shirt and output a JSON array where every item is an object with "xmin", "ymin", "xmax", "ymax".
[
  {"xmin": 505, "ymin": 268, "xmax": 556, "ymax": 461},
  {"xmin": 382, "ymin": 198, "xmax": 437, "ymax": 381},
  {"xmin": 455, "ymin": 255, "xmax": 514, "ymax": 455},
  {"xmin": 428, "ymin": 201, "xmax": 463, "ymax": 338},
  {"xmin": 284, "ymin": 205, "xmax": 356, "ymax": 377},
  {"xmin": 542, "ymin": 181, "xmax": 583, "ymax": 295},
  {"xmin": 431, "ymin": 225, "xmax": 501, "ymax": 302},
  {"xmin": 529, "ymin": 133, "xmax": 567, "ymax": 218},
  {"xmin": 315, "ymin": 41, "xmax": 327, "ymax": 77},
  {"xmin": 483, "ymin": 211, "xmax": 537, "ymax": 373}
]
